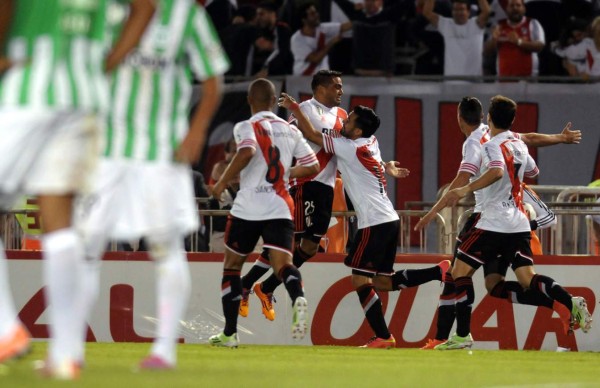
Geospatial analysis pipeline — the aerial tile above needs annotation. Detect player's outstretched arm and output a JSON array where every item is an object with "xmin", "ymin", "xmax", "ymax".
[
  {"xmin": 278, "ymin": 93, "xmax": 324, "ymax": 147},
  {"xmin": 384, "ymin": 161, "xmax": 409, "ymax": 179},
  {"xmin": 290, "ymin": 163, "xmax": 320, "ymax": 179},
  {"xmin": 520, "ymin": 122, "xmax": 581, "ymax": 147},
  {"xmin": 414, "ymin": 171, "xmax": 473, "ymax": 231}
]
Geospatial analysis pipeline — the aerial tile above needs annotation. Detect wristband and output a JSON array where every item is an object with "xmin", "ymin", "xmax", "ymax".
[{"xmin": 289, "ymin": 102, "xmax": 300, "ymax": 111}]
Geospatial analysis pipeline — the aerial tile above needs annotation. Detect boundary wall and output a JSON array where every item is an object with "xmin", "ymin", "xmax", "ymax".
[{"xmin": 7, "ymin": 251, "xmax": 599, "ymax": 351}]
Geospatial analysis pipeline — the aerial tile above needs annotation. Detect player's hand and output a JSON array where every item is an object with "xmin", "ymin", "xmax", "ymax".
[
  {"xmin": 175, "ymin": 133, "xmax": 204, "ymax": 164},
  {"xmin": 560, "ymin": 122, "xmax": 581, "ymax": 144},
  {"xmin": 445, "ymin": 186, "xmax": 469, "ymax": 206},
  {"xmin": 211, "ymin": 180, "xmax": 226, "ymax": 200},
  {"xmin": 385, "ymin": 161, "xmax": 409, "ymax": 178},
  {"xmin": 278, "ymin": 93, "xmax": 298, "ymax": 110},
  {"xmin": 507, "ymin": 31, "xmax": 519, "ymax": 45},
  {"xmin": 414, "ymin": 210, "xmax": 436, "ymax": 231}
]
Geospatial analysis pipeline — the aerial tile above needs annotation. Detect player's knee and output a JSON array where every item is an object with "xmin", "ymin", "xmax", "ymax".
[
  {"xmin": 300, "ymin": 239, "xmax": 319, "ymax": 257},
  {"xmin": 485, "ymin": 274, "xmax": 505, "ymax": 293}
]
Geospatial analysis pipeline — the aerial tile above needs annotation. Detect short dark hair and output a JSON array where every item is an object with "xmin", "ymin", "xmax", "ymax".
[
  {"xmin": 452, "ymin": 0, "xmax": 470, "ymax": 6},
  {"xmin": 353, "ymin": 105, "xmax": 380, "ymax": 137},
  {"xmin": 458, "ymin": 96, "xmax": 482, "ymax": 126},
  {"xmin": 298, "ymin": 2, "xmax": 317, "ymax": 20},
  {"xmin": 488, "ymin": 95, "xmax": 517, "ymax": 130},
  {"xmin": 310, "ymin": 69, "xmax": 342, "ymax": 92}
]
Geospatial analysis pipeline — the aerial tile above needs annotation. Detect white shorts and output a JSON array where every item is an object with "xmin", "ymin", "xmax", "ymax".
[
  {"xmin": 78, "ymin": 159, "xmax": 199, "ymax": 241},
  {"xmin": 0, "ymin": 107, "xmax": 98, "ymax": 208}
]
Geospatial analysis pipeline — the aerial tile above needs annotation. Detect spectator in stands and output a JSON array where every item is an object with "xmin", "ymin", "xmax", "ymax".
[
  {"xmin": 251, "ymin": 1, "xmax": 294, "ymax": 77},
  {"xmin": 333, "ymin": 0, "xmax": 416, "ymax": 75},
  {"xmin": 553, "ymin": 16, "xmax": 600, "ymax": 80},
  {"xmin": 333, "ymin": 0, "xmax": 415, "ymax": 25},
  {"xmin": 205, "ymin": 0, "xmax": 237, "ymax": 31},
  {"xmin": 221, "ymin": 5, "xmax": 259, "ymax": 76},
  {"xmin": 422, "ymin": 0, "xmax": 490, "ymax": 79},
  {"xmin": 484, "ymin": 0, "xmax": 545, "ymax": 78},
  {"xmin": 290, "ymin": 3, "xmax": 352, "ymax": 75},
  {"xmin": 523, "ymin": 0, "xmax": 562, "ymax": 75},
  {"xmin": 412, "ymin": 0, "xmax": 452, "ymax": 75}
]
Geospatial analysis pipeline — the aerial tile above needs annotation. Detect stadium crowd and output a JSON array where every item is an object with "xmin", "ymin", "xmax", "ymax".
[{"xmin": 200, "ymin": 0, "xmax": 600, "ymax": 78}]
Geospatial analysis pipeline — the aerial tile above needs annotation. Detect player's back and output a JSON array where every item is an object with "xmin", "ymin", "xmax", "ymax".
[
  {"xmin": 0, "ymin": 0, "xmax": 109, "ymax": 111},
  {"xmin": 478, "ymin": 131, "xmax": 536, "ymax": 233},
  {"xmin": 231, "ymin": 111, "xmax": 309, "ymax": 221},
  {"xmin": 105, "ymin": 0, "xmax": 229, "ymax": 162},
  {"xmin": 333, "ymin": 135, "xmax": 398, "ymax": 229}
]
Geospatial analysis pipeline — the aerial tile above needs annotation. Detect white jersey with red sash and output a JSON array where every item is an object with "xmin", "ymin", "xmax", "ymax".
[
  {"xmin": 477, "ymin": 130, "xmax": 539, "ymax": 233},
  {"xmin": 289, "ymin": 98, "xmax": 346, "ymax": 188},
  {"xmin": 230, "ymin": 111, "xmax": 318, "ymax": 221},
  {"xmin": 322, "ymin": 134, "xmax": 398, "ymax": 229}
]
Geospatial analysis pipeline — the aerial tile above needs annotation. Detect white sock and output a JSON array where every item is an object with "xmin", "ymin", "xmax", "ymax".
[
  {"xmin": 148, "ymin": 235, "xmax": 190, "ymax": 365},
  {"xmin": 0, "ymin": 240, "xmax": 18, "ymax": 336},
  {"xmin": 43, "ymin": 228, "xmax": 84, "ymax": 365},
  {"xmin": 72, "ymin": 234, "xmax": 105, "ymax": 363},
  {"xmin": 72, "ymin": 260, "xmax": 101, "ymax": 363}
]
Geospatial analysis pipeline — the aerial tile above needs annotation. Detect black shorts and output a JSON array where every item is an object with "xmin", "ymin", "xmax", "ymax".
[
  {"xmin": 455, "ymin": 213, "xmax": 520, "ymax": 277},
  {"xmin": 344, "ymin": 220, "xmax": 399, "ymax": 277},
  {"xmin": 224, "ymin": 216, "xmax": 294, "ymax": 256},
  {"xmin": 454, "ymin": 212, "xmax": 481, "ymax": 253},
  {"xmin": 456, "ymin": 228, "xmax": 533, "ymax": 272},
  {"xmin": 290, "ymin": 181, "xmax": 334, "ymax": 243}
]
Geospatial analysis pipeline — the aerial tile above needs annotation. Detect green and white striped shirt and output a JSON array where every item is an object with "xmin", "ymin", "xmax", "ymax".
[
  {"xmin": 104, "ymin": 0, "xmax": 230, "ymax": 162},
  {"xmin": 0, "ymin": 0, "xmax": 110, "ymax": 112}
]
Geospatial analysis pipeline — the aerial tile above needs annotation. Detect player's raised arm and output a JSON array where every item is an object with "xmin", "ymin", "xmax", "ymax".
[
  {"xmin": 519, "ymin": 122, "xmax": 581, "ymax": 146},
  {"xmin": 279, "ymin": 93, "xmax": 324, "ymax": 147}
]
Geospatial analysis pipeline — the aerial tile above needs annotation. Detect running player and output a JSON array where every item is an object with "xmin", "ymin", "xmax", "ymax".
[
  {"xmin": 422, "ymin": 95, "xmax": 592, "ymax": 350},
  {"xmin": 239, "ymin": 70, "xmax": 347, "ymax": 321},
  {"xmin": 0, "ymin": 0, "xmax": 152, "ymax": 378},
  {"xmin": 416, "ymin": 96, "xmax": 584, "ymax": 349},
  {"xmin": 279, "ymin": 93, "xmax": 451, "ymax": 348},
  {"xmin": 208, "ymin": 79, "xmax": 319, "ymax": 347},
  {"xmin": 76, "ymin": 0, "xmax": 228, "ymax": 370}
]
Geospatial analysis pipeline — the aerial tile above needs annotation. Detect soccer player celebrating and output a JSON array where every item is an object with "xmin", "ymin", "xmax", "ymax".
[
  {"xmin": 208, "ymin": 79, "xmax": 319, "ymax": 347},
  {"xmin": 420, "ymin": 95, "xmax": 592, "ymax": 350},
  {"xmin": 415, "ymin": 96, "xmax": 586, "ymax": 349},
  {"xmin": 279, "ymin": 93, "xmax": 450, "ymax": 348},
  {"xmin": 239, "ymin": 70, "xmax": 347, "ymax": 321}
]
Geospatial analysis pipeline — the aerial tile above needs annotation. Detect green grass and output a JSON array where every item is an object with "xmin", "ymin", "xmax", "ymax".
[{"xmin": 1, "ymin": 342, "xmax": 599, "ymax": 387}]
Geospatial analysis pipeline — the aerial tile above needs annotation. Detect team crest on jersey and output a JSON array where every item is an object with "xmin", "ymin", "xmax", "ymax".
[{"xmin": 317, "ymin": 106, "xmax": 324, "ymax": 116}]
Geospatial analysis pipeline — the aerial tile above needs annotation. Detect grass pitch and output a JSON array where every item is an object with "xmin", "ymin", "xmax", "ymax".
[{"xmin": 1, "ymin": 342, "xmax": 598, "ymax": 387}]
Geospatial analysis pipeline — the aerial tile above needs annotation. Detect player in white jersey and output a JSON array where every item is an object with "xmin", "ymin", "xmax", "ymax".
[
  {"xmin": 0, "ymin": 0, "xmax": 154, "ymax": 378},
  {"xmin": 416, "ymin": 96, "xmax": 583, "ymax": 349},
  {"xmin": 239, "ymin": 70, "xmax": 347, "ymax": 321},
  {"xmin": 76, "ymin": 0, "xmax": 228, "ymax": 370},
  {"xmin": 424, "ymin": 95, "xmax": 591, "ymax": 350},
  {"xmin": 279, "ymin": 93, "xmax": 451, "ymax": 348},
  {"xmin": 208, "ymin": 79, "xmax": 319, "ymax": 347}
]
